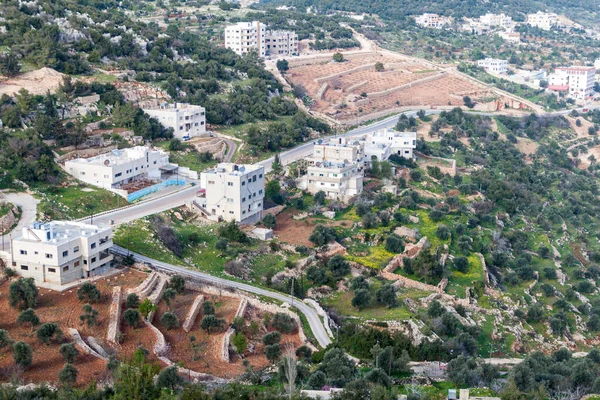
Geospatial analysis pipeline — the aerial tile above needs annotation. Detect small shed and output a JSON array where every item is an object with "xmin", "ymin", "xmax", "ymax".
[{"xmin": 250, "ymin": 228, "xmax": 273, "ymax": 241}]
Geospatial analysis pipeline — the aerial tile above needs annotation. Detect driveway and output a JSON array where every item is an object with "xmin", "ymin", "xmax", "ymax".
[{"xmin": 0, "ymin": 192, "xmax": 38, "ymax": 251}]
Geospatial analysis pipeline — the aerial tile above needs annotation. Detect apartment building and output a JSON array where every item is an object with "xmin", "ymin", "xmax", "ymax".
[
  {"xmin": 10, "ymin": 221, "xmax": 113, "ymax": 286},
  {"xmin": 65, "ymin": 146, "xmax": 169, "ymax": 190},
  {"xmin": 365, "ymin": 129, "xmax": 417, "ymax": 159},
  {"xmin": 142, "ymin": 103, "xmax": 206, "ymax": 140},
  {"xmin": 480, "ymin": 13, "xmax": 513, "ymax": 28},
  {"xmin": 477, "ymin": 58, "xmax": 509, "ymax": 74},
  {"xmin": 499, "ymin": 31, "xmax": 521, "ymax": 43},
  {"xmin": 224, "ymin": 21, "xmax": 267, "ymax": 57},
  {"xmin": 311, "ymin": 138, "xmax": 364, "ymax": 165},
  {"xmin": 304, "ymin": 161, "xmax": 363, "ymax": 203},
  {"xmin": 265, "ymin": 30, "xmax": 299, "ymax": 56},
  {"xmin": 527, "ymin": 12, "xmax": 558, "ymax": 30},
  {"xmin": 548, "ymin": 66, "xmax": 596, "ymax": 100},
  {"xmin": 199, "ymin": 163, "xmax": 264, "ymax": 224},
  {"xmin": 415, "ymin": 14, "xmax": 451, "ymax": 29}
]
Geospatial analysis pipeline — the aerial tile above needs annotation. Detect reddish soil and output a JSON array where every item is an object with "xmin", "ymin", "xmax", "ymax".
[
  {"xmin": 155, "ymin": 292, "xmax": 303, "ymax": 378},
  {"xmin": 0, "ymin": 269, "xmax": 147, "ymax": 386},
  {"xmin": 273, "ymin": 208, "xmax": 354, "ymax": 247}
]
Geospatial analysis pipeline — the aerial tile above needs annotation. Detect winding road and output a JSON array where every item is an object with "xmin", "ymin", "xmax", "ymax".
[{"xmin": 111, "ymin": 245, "xmax": 333, "ymax": 348}]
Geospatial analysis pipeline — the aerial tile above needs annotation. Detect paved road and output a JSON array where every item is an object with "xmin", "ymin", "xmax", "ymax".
[
  {"xmin": 0, "ymin": 192, "xmax": 38, "ymax": 252},
  {"xmin": 219, "ymin": 137, "xmax": 238, "ymax": 163},
  {"xmin": 112, "ymin": 245, "xmax": 333, "ymax": 348}
]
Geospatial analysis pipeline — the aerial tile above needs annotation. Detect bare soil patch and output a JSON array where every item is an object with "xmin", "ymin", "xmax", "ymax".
[
  {"xmin": 0, "ymin": 68, "xmax": 65, "ymax": 96},
  {"xmin": 0, "ymin": 269, "xmax": 146, "ymax": 386}
]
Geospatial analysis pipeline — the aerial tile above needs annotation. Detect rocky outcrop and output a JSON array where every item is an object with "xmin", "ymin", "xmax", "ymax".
[
  {"xmin": 183, "ymin": 294, "xmax": 205, "ymax": 333},
  {"xmin": 317, "ymin": 241, "xmax": 346, "ymax": 260},
  {"xmin": 87, "ymin": 337, "xmax": 110, "ymax": 359},
  {"xmin": 69, "ymin": 328, "xmax": 107, "ymax": 361},
  {"xmin": 0, "ymin": 206, "xmax": 18, "ymax": 234},
  {"xmin": 106, "ymin": 287, "xmax": 122, "ymax": 345}
]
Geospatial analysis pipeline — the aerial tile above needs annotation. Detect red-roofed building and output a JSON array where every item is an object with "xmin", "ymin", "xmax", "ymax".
[{"xmin": 548, "ymin": 66, "xmax": 595, "ymax": 100}]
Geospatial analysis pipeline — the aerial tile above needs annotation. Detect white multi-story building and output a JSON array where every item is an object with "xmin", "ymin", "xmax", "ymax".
[
  {"xmin": 480, "ymin": 13, "xmax": 513, "ymax": 29},
  {"xmin": 10, "ymin": 221, "xmax": 113, "ymax": 286},
  {"xmin": 265, "ymin": 30, "xmax": 298, "ymax": 56},
  {"xmin": 415, "ymin": 14, "xmax": 451, "ymax": 29},
  {"xmin": 65, "ymin": 146, "xmax": 169, "ymax": 191},
  {"xmin": 365, "ymin": 129, "xmax": 417, "ymax": 160},
  {"xmin": 548, "ymin": 67, "xmax": 596, "ymax": 100},
  {"xmin": 499, "ymin": 31, "xmax": 521, "ymax": 43},
  {"xmin": 142, "ymin": 103, "xmax": 206, "ymax": 140},
  {"xmin": 304, "ymin": 161, "xmax": 363, "ymax": 203},
  {"xmin": 225, "ymin": 21, "xmax": 267, "ymax": 57},
  {"xmin": 312, "ymin": 138, "xmax": 364, "ymax": 165},
  {"xmin": 527, "ymin": 12, "xmax": 558, "ymax": 30},
  {"xmin": 199, "ymin": 163, "xmax": 264, "ymax": 224},
  {"xmin": 477, "ymin": 58, "xmax": 509, "ymax": 74}
]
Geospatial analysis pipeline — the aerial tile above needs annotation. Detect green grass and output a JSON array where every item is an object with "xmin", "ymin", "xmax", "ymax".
[
  {"xmin": 113, "ymin": 220, "xmax": 184, "ymax": 266},
  {"xmin": 445, "ymin": 254, "xmax": 484, "ymax": 299},
  {"xmin": 325, "ymin": 290, "xmax": 412, "ymax": 321},
  {"xmin": 34, "ymin": 183, "xmax": 124, "ymax": 220},
  {"xmin": 155, "ymin": 142, "xmax": 217, "ymax": 173},
  {"xmin": 347, "ymin": 245, "xmax": 395, "ymax": 270}
]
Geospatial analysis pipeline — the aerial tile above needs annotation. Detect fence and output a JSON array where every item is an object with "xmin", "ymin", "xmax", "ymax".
[{"xmin": 126, "ymin": 179, "xmax": 186, "ymax": 202}]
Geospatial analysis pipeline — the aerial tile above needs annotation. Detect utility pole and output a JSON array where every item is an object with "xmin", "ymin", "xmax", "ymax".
[{"xmin": 290, "ymin": 277, "xmax": 294, "ymax": 308}]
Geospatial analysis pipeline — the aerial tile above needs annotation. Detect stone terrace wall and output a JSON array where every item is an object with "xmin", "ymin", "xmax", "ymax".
[
  {"xmin": 106, "ymin": 286, "xmax": 122, "ymax": 345},
  {"xmin": 183, "ymin": 294, "xmax": 204, "ymax": 333}
]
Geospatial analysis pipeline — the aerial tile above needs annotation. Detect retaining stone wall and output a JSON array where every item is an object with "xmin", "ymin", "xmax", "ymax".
[
  {"xmin": 69, "ymin": 328, "xmax": 107, "ymax": 360},
  {"xmin": 106, "ymin": 286, "xmax": 122, "ymax": 345},
  {"xmin": 183, "ymin": 294, "xmax": 204, "ymax": 332}
]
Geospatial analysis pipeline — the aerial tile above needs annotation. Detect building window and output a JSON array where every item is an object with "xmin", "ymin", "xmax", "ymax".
[
  {"xmin": 91, "ymin": 257, "xmax": 97, "ymax": 263},
  {"xmin": 74, "ymin": 246, "xmax": 79, "ymax": 253},
  {"xmin": 19, "ymin": 250, "xmax": 27, "ymax": 255},
  {"xmin": 208, "ymin": 181, "xmax": 215, "ymax": 185},
  {"xmin": 91, "ymin": 243, "xmax": 96, "ymax": 249},
  {"xmin": 259, "ymin": 189, "xmax": 263, "ymax": 195},
  {"xmin": 74, "ymin": 261, "xmax": 80, "ymax": 267},
  {"xmin": 62, "ymin": 250, "xmax": 68, "ymax": 257},
  {"xmin": 20, "ymin": 265, "xmax": 28, "ymax": 271},
  {"xmin": 228, "ymin": 182, "xmax": 233, "ymax": 186},
  {"xmin": 48, "ymin": 268, "xmax": 56, "ymax": 273},
  {"xmin": 227, "ymin": 198, "xmax": 234, "ymax": 203},
  {"xmin": 45, "ymin": 254, "xmax": 53, "ymax": 259},
  {"xmin": 253, "ymin": 176, "xmax": 257, "ymax": 182},
  {"xmin": 229, "ymin": 211, "xmax": 234, "ymax": 214},
  {"xmin": 63, "ymin": 266, "xmax": 69, "ymax": 272},
  {"xmin": 242, "ymin": 181, "xmax": 245, "ymax": 186},
  {"xmin": 115, "ymin": 172, "xmax": 122, "ymax": 178},
  {"xmin": 83, "ymin": 260, "xmax": 87, "ymax": 265},
  {"xmin": 259, "ymin": 174, "xmax": 263, "ymax": 178}
]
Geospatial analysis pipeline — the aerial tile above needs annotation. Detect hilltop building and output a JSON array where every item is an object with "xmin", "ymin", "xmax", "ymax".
[
  {"xmin": 303, "ymin": 161, "xmax": 363, "ymax": 203},
  {"xmin": 10, "ymin": 221, "xmax": 113, "ymax": 286},
  {"xmin": 364, "ymin": 129, "xmax": 417, "ymax": 161},
  {"xmin": 548, "ymin": 66, "xmax": 595, "ymax": 100},
  {"xmin": 477, "ymin": 58, "xmax": 509, "ymax": 74},
  {"xmin": 199, "ymin": 163, "xmax": 265, "ymax": 224},
  {"xmin": 527, "ymin": 12, "xmax": 558, "ymax": 30},
  {"xmin": 415, "ymin": 14, "xmax": 451, "ymax": 29},
  {"xmin": 224, "ymin": 22, "xmax": 298, "ymax": 57},
  {"xmin": 142, "ymin": 103, "xmax": 206, "ymax": 140},
  {"xmin": 65, "ymin": 146, "xmax": 170, "ymax": 190}
]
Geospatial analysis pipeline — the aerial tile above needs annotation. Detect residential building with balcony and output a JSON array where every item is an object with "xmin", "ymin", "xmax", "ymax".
[
  {"xmin": 415, "ymin": 14, "xmax": 451, "ymax": 29},
  {"xmin": 10, "ymin": 221, "xmax": 113, "ymax": 286},
  {"xmin": 199, "ymin": 163, "xmax": 265, "ymax": 224},
  {"xmin": 477, "ymin": 58, "xmax": 509, "ymax": 74},
  {"xmin": 311, "ymin": 138, "xmax": 364, "ymax": 165},
  {"xmin": 548, "ymin": 66, "xmax": 596, "ymax": 100},
  {"xmin": 265, "ymin": 30, "xmax": 298, "ymax": 56},
  {"xmin": 65, "ymin": 146, "xmax": 170, "ymax": 190},
  {"xmin": 142, "ymin": 103, "xmax": 206, "ymax": 139},
  {"xmin": 302, "ymin": 161, "xmax": 363, "ymax": 203},
  {"xmin": 527, "ymin": 12, "xmax": 558, "ymax": 30},
  {"xmin": 225, "ymin": 21, "xmax": 267, "ymax": 57},
  {"xmin": 365, "ymin": 129, "xmax": 417, "ymax": 160}
]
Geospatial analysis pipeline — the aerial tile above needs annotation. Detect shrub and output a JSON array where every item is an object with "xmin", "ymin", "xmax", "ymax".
[
  {"xmin": 376, "ymin": 284, "xmax": 397, "ymax": 308},
  {"xmin": 77, "ymin": 282, "xmax": 100, "ymax": 303},
  {"xmin": 201, "ymin": 315, "xmax": 224, "ymax": 333},
  {"xmin": 385, "ymin": 234, "xmax": 404, "ymax": 253},
  {"xmin": 314, "ymin": 190, "xmax": 326, "ymax": 205},
  {"xmin": 161, "ymin": 312, "xmax": 179, "ymax": 330},
  {"xmin": 453, "ymin": 256, "xmax": 469, "ymax": 273},
  {"xmin": 126, "ymin": 293, "xmax": 140, "ymax": 309},
  {"xmin": 202, "ymin": 301, "xmax": 215, "ymax": 316},
  {"xmin": 139, "ymin": 298, "xmax": 156, "ymax": 319},
  {"xmin": 157, "ymin": 366, "xmax": 183, "ymax": 391},
  {"xmin": 37, "ymin": 323, "xmax": 62, "ymax": 345},
  {"xmin": 352, "ymin": 289, "xmax": 371, "ymax": 310},
  {"xmin": 169, "ymin": 275, "xmax": 185, "ymax": 294},
  {"xmin": 309, "ymin": 225, "xmax": 337, "ymax": 246},
  {"xmin": 333, "ymin": 52, "xmax": 344, "ymax": 62},
  {"xmin": 232, "ymin": 332, "xmax": 247, "ymax": 354},
  {"xmin": 123, "ymin": 309, "xmax": 141, "ymax": 328},
  {"xmin": 17, "ymin": 308, "xmax": 39, "ymax": 331},
  {"xmin": 218, "ymin": 220, "xmax": 248, "ymax": 243},
  {"xmin": 13, "ymin": 341, "xmax": 32, "ymax": 368},
  {"xmin": 436, "ymin": 225, "xmax": 451, "ymax": 240},
  {"xmin": 265, "ymin": 343, "xmax": 282, "ymax": 363},
  {"xmin": 9, "ymin": 278, "xmax": 38, "ymax": 310},
  {"xmin": 58, "ymin": 363, "xmax": 78, "ymax": 386},
  {"xmin": 262, "ymin": 213, "xmax": 276, "ymax": 229},
  {"xmin": 362, "ymin": 212, "xmax": 379, "ymax": 229},
  {"xmin": 327, "ymin": 255, "xmax": 350, "ymax": 278},
  {"xmin": 60, "ymin": 343, "xmax": 79, "ymax": 364},
  {"xmin": 0, "ymin": 330, "xmax": 11, "ymax": 349},
  {"xmin": 263, "ymin": 331, "xmax": 281, "ymax": 346},
  {"xmin": 271, "ymin": 313, "xmax": 296, "ymax": 334}
]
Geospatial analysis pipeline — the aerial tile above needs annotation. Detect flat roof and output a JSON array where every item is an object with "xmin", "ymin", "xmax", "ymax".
[
  {"xmin": 66, "ymin": 146, "xmax": 166, "ymax": 167},
  {"xmin": 203, "ymin": 163, "xmax": 263, "ymax": 176},
  {"xmin": 16, "ymin": 221, "xmax": 109, "ymax": 245}
]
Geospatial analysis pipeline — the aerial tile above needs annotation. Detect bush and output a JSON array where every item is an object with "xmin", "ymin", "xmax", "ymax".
[
  {"xmin": 9, "ymin": 278, "xmax": 38, "ymax": 310},
  {"xmin": 333, "ymin": 52, "xmax": 344, "ymax": 62},
  {"xmin": 201, "ymin": 315, "xmax": 225, "ymax": 333},
  {"xmin": 232, "ymin": 332, "xmax": 247, "ymax": 354},
  {"xmin": 309, "ymin": 225, "xmax": 337, "ymax": 246},
  {"xmin": 218, "ymin": 220, "xmax": 248, "ymax": 243},
  {"xmin": 202, "ymin": 301, "xmax": 215, "ymax": 316},
  {"xmin": 307, "ymin": 370, "xmax": 327, "ymax": 389},
  {"xmin": 362, "ymin": 212, "xmax": 379, "ymax": 229},
  {"xmin": 314, "ymin": 190, "xmax": 326, "ymax": 205},
  {"xmin": 352, "ymin": 289, "xmax": 371, "ymax": 310},
  {"xmin": 76, "ymin": 282, "xmax": 100, "ymax": 303},
  {"xmin": 453, "ymin": 256, "xmax": 469, "ymax": 273},
  {"xmin": 385, "ymin": 234, "xmax": 404, "ymax": 253},
  {"xmin": 263, "ymin": 332, "xmax": 281, "ymax": 346},
  {"xmin": 126, "ymin": 293, "xmax": 140, "ymax": 309},
  {"xmin": 157, "ymin": 366, "xmax": 184, "ymax": 391},
  {"xmin": 376, "ymin": 284, "xmax": 397, "ymax": 308},
  {"xmin": 60, "ymin": 343, "xmax": 79, "ymax": 364},
  {"xmin": 169, "ymin": 275, "xmax": 185, "ymax": 294},
  {"xmin": 13, "ymin": 341, "xmax": 32, "ymax": 368},
  {"xmin": 0, "ymin": 330, "xmax": 11, "ymax": 349},
  {"xmin": 436, "ymin": 225, "xmax": 451, "ymax": 240},
  {"xmin": 139, "ymin": 298, "xmax": 156, "ymax": 319},
  {"xmin": 161, "ymin": 312, "xmax": 179, "ymax": 330},
  {"xmin": 328, "ymin": 255, "xmax": 350, "ymax": 278},
  {"xmin": 37, "ymin": 323, "xmax": 62, "ymax": 345},
  {"xmin": 262, "ymin": 213, "xmax": 276, "ymax": 229},
  {"xmin": 17, "ymin": 308, "xmax": 39, "ymax": 330},
  {"xmin": 58, "ymin": 363, "xmax": 78, "ymax": 386},
  {"xmin": 271, "ymin": 313, "xmax": 296, "ymax": 334},
  {"xmin": 123, "ymin": 308, "xmax": 141, "ymax": 329},
  {"xmin": 265, "ymin": 343, "xmax": 282, "ymax": 363}
]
